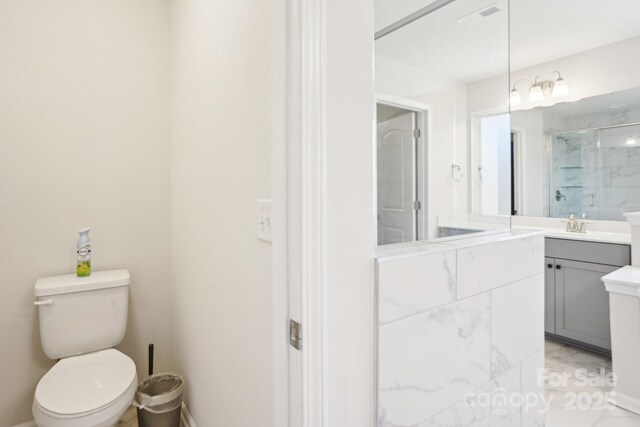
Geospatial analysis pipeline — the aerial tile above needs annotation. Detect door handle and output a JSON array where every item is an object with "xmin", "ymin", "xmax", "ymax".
[
  {"xmin": 547, "ymin": 263, "xmax": 553, "ymax": 269},
  {"xmin": 556, "ymin": 265, "xmax": 562, "ymax": 270},
  {"xmin": 34, "ymin": 299, "xmax": 54, "ymax": 306}
]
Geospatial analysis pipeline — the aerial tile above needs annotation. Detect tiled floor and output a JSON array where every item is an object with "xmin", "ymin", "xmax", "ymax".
[
  {"xmin": 117, "ymin": 406, "xmax": 138, "ymax": 427},
  {"xmin": 117, "ymin": 404, "xmax": 187, "ymax": 427},
  {"xmin": 545, "ymin": 339, "xmax": 640, "ymax": 426}
]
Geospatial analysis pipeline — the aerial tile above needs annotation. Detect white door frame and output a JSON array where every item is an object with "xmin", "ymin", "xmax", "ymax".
[
  {"xmin": 283, "ymin": 0, "xmax": 376, "ymax": 426},
  {"xmin": 284, "ymin": 0, "xmax": 326, "ymax": 426}
]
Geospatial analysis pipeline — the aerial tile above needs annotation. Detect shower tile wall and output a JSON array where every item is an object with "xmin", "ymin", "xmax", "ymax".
[
  {"xmin": 550, "ymin": 131, "xmax": 599, "ymax": 219},
  {"xmin": 549, "ymin": 125, "xmax": 640, "ymax": 221}
]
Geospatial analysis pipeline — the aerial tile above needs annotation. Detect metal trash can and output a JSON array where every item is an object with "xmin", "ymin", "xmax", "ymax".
[{"xmin": 134, "ymin": 373, "xmax": 184, "ymax": 427}]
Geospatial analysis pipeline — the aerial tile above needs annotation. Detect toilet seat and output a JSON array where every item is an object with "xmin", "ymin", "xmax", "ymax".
[{"xmin": 33, "ymin": 349, "xmax": 137, "ymax": 426}]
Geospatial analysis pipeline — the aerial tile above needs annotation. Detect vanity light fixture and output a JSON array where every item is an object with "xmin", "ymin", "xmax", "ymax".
[
  {"xmin": 528, "ymin": 80, "xmax": 544, "ymax": 102},
  {"xmin": 551, "ymin": 72, "xmax": 569, "ymax": 98},
  {"xmin": 626, "ymin": 136, "xmax": 637, "ymax": 145},
  {"xmin": 510, "ymin": 79, "xmax": 531, "ymax": 106},
  {"xmin": 509, "ymin": 71, "xmax": 569, "ymax": 106},
  {"xmin": 509, "ymin": 88, "xmax": 522, "ymax": 106}
]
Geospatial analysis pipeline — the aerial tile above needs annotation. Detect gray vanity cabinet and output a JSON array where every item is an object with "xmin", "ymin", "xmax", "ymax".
[
  {"xmin": 545, "ymin": 238, "xmax": 631, "ymax": 353},
  {"xmin": 544, "ymin": 257, "xmax": 556, "ymax": 334},
  {"xmin": 553, "ymin": 260, "xmax": 617, "ymax": 349}
]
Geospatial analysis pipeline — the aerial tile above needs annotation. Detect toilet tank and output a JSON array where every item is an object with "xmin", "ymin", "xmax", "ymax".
[{"xmin": 34, "ymin": 270, "xmax": 130, "ymax": 359}]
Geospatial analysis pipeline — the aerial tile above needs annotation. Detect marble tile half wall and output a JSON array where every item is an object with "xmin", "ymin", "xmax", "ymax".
[{"xmin": 376, "ymin": 232, "xmax": 545, "ymax": 427}]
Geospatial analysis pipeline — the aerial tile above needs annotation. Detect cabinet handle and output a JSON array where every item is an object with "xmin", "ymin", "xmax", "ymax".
[
  {"xmin": 556, "ymin": 265, "xmax": 562, "ymax": 270},
  {"xmin": 547, "ymin": 263, "xmax": 553, "ymax": 269}
]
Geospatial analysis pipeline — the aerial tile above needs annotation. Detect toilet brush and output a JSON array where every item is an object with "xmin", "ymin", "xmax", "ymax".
[{"xmin": 148, "ymin": 343, "xmax": 154, "ymax": 376}]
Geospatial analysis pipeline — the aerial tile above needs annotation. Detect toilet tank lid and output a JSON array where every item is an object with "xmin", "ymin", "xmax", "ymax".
[{"xmin": 35, "ymin": 270, "xmax": 130, "ymax": 297}]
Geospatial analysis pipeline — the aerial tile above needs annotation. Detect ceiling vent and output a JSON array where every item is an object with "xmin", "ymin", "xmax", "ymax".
[{"xmin": 457, "ymin": 3, "xmax": 502, "ymax": 24}]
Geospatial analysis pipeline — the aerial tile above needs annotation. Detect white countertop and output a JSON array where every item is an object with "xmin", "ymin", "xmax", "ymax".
[
  {"xmin": 375, "ymin": 229, "xmax": 543, "ymax": 260},
  {"xmin": 513, "ymin": 226, "xmax": 631, "ymax": 245},
  {"xmin": 436, "ymin": 214, "xmax": 631, "ymax": 245},
  {"xmin": 377, "ymin": 216, "xmax": 631, "ymax": 261},
  {"xmin": 602, "ymin": 265, "xmax": 640, "ymax": 296}
]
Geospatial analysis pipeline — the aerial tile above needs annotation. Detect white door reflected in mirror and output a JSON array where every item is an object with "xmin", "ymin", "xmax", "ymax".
[{"xmin": 376, "ymin": 105, "xmax": 418, "ymax": 245}]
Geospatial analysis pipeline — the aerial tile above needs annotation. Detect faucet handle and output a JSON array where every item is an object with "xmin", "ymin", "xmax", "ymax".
[
  {"xmin": 581, "ymin": 213, "xmax": 588, "ymax": 220},
  {"xmin": 569, "ymin": 214, "xmax": 576, "ymax": 220}
]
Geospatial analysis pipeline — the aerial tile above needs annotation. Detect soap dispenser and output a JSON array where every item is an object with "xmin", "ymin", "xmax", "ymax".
[{"xmin": 76, "ymin": 228, "xmax": 91, "ymax": 277}]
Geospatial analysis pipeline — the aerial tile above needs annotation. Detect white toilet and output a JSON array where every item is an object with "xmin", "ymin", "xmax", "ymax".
[{"xmin": 32, "ymin": 270, "xmax": 137, "ymax": 427}]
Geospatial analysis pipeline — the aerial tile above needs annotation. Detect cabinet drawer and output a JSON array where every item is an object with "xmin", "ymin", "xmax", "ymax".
[{"xmin": 545, "ymin": 238, "xmax": 630, "ymax": 267}]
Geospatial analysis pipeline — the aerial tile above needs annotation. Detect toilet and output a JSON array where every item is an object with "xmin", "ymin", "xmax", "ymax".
[{"xmin": 32, "ymin": 270, "xmax": 137, "ymax": 427}]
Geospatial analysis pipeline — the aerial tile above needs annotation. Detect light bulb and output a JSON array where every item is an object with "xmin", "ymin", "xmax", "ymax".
[
  {"xmin": 509, "ymin": 89, "xmax": 521, "ymax": 106},
  {"xmin": 528, "ymin": 85, "xmax": 544, "ymax": 102},
  {"xmin": 552, "ymin": 78, "xmax": 569, "ymax": 98},
  {"xmin": 626, "ymin": 137, "xmax": 637, "ymax": 145}
]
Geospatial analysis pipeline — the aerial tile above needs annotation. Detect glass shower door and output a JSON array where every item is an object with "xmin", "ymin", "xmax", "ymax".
[
  {"xmin": 549, "ymin": 130, "xmax": 599, "ymax": 219},
  {"xmin": 596, "ymin": 124, "xmax": 640, "ymax": 220},
  {"xmin": 549, "ymin": 124, "xmax": 640, "ymax": 221}
]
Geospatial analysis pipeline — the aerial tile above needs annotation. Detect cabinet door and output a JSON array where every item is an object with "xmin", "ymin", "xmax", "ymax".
[
  {"xmin": 555, "ymin": 259, "xmax": 617, "ymax": 350},
  {"xmin": 545, "ymin": 257, "xmax": 556, "ymax": 334}
]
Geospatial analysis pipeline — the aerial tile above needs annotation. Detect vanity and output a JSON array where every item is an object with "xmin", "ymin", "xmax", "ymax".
[{"xmin": 543, "ymin": 236, "xmax": 631, "ymax": 354}]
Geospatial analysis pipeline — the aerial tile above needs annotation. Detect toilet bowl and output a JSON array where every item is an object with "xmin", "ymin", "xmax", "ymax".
[
  {"xmin": 33, "ymin": 349, "xmax": 137, "ymax": 427},
  {"xmin": 32, "ymin": 270, "xmax": 136, "ymax": 427}
]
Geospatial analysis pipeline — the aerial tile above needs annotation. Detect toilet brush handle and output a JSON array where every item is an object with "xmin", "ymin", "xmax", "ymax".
[{"xmin": 148, "ymin": 343, "xmax": 154, "ymax": 376}]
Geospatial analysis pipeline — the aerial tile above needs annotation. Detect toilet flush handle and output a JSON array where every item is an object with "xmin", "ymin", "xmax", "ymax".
[{"xmin": 34, "ymin": 299, "xmax": 53, "ymax": 306}]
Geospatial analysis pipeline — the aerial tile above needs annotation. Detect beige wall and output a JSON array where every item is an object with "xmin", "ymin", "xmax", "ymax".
[
  {"xmin": 169, "ymin": 0, "xmax": 283, "ymax": 424},
  {"xmin": 0, "ymin": 1, "xmax": 171, "ymax": 425}
]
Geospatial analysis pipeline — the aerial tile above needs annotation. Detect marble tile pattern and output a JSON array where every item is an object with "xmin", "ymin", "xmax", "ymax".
[
  {"xmin": 377, "ymin": 249, "xmax": 456, "ymax": 324},
  {"xmin": 417, "ymin": 366, "xmax": 522, "ymax": 427},
  {"xmin": 521, "ymin": 350, "xmax": 546, "ymax": 427},
  {"xmin": 378, "ymin": 294, "xmax": 491, "ymax": 426},
  {"xmin": 491, "ymin": 274, "xmax": 545, "ymax": 379},
  {"xmin": 456, "ymin": 233, "xmax": 544, "ymax": 299},
  {"xmin": 549, "ymin": 126, "xmax": 640, "ymax": 221},
  {"xmin": 376, "ymin": 232, "xmax": 545, "ymax": 427},
  {"xmin": 545, "ymin": 339, "xmax": 640, "ymax": 427}
]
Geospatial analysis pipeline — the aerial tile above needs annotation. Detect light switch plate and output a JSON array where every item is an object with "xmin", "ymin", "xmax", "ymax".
[{"xmin": 257, "ymin": 199, "xmax": 272, "ymax": 242}]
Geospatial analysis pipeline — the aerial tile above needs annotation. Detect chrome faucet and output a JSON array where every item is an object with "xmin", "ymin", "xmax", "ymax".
[
  {"xmin": 565, "ymin": 214, "xmax": 578, "ymax": 232},
  {"xmin": 579, "ymin": 213, "xmax": 588, "ymax": 233},
  {"xmin": 563, "ymin": 213, "xmax": 589, "ymax": 233}
]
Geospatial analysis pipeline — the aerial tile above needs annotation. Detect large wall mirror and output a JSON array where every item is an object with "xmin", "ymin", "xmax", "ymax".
[
  {"xmin": 504, "ymin": 0, "xmax": 640, "ymax": 223},
  {"xmin": 375, "ymin": 0, "xmax": 511, "ymax": 246},
  {"xmin": 375, "ymin": 0, "xmax": 640, "ymax": 247}
]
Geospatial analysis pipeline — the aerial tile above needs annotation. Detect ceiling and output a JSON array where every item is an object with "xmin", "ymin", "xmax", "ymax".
[
  {"xmin": 375, "ymin": 0, "xmax": 640, "ymax": 83},
  {"xmin": 375, "ymin": 0, "xmax": 441, "ymax": 33}
]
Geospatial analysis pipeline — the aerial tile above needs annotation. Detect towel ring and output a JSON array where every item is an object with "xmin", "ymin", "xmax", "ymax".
[{"xmin": 451, "ymin": 164, "xmax": 463, "ymax": 182}]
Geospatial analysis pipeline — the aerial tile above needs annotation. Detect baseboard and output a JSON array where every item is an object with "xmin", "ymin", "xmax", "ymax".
[
  {"xmin": 611, "ymin": 391, "xmax": 640, "ymax": 415},
  {"xmin": 181, "ymin": 402, "xmax": 197, "ymax": 427}
]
